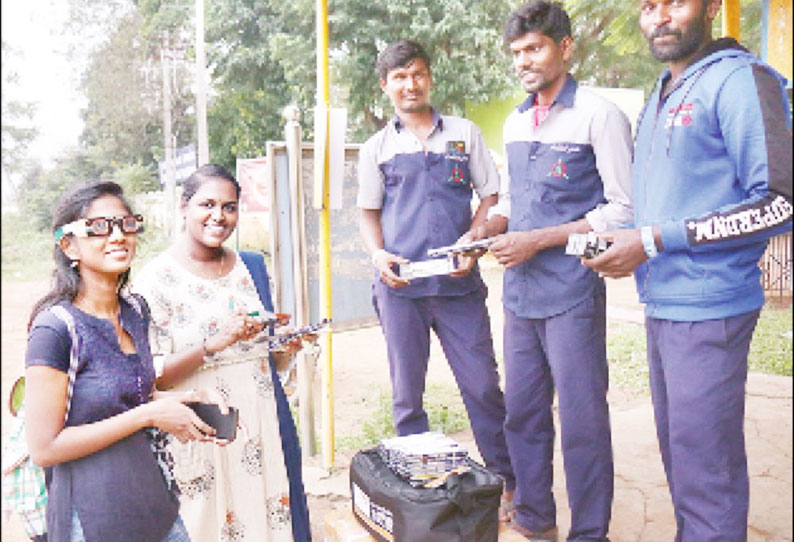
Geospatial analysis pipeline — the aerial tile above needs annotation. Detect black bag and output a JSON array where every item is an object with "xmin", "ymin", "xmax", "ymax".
[{"xmin": 350, "ymin": 447, "xmax": 503, "ymax": 542}]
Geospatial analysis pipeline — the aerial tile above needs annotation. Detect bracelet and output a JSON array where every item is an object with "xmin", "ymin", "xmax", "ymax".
[
  {"xmin": 641, "ymin": 226, "xmax": 658, "ymax": 259},
  {"xmin": 371, "ymin": 248, "xmax": 387, "ymax": 267}
]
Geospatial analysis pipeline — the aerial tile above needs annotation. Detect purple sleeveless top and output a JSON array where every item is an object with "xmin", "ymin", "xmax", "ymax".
[{"xmin": 26, "ymin": 298, "xmax": 179, "ymax": 542}]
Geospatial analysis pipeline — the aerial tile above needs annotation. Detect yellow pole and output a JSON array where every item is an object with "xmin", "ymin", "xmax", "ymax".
[
  {"xmin": 722, "ymin": 0, "xmax": 741, "ymax": 40},
  {"xmin": 766, "ymin": 0, "xmax": 793, "ymax": 81},
  {"xmin": 316, "ymin": 0, "xmax": 335, "ymax": 470}
]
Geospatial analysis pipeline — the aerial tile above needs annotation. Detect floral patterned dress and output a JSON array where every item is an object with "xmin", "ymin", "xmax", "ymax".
[{"xmin": 133, "ymin": 250, "xmax": 294, "ymax": 542}]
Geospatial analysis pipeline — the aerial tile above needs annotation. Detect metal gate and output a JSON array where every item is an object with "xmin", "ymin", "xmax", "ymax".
[{"xmin": 761, "ymin": 232, "xmax": 792, "ymax": 298}]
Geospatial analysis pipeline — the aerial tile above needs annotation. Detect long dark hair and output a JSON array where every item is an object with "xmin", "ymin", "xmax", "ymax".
[{"xmin": 28, "ymin": 180, "xmax": 134, "ymax": 330}]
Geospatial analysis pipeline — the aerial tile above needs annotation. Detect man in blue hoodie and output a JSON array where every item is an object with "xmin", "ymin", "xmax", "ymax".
[{"xmin": 585, "ymin": 1, "xmax": 792, "ymax": 540}]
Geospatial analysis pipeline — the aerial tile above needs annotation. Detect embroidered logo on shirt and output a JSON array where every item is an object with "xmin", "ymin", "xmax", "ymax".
[
  {"xmin": 447, "ymin": 141, "xmax": 466, "ymax": 154},
  {"xmin": 549, "ymin": 144, "xmax": 581, "ymax": 153},
  {"xmin": 449, "ymin": 166, "xmax": 467, "ymax": 183},
  {"xmin": 445, "ymin": 140, "xmax": 469, "ymax": 184},
  {"xmin": 665, "ymin": 103, "xmax": 694, "ymax": 129},
  {"xmin": 547, "ymin": 158, "xmax": 569, "ymax": 180}
]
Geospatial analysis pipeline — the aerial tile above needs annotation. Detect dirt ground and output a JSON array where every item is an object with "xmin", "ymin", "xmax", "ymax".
[
  {"xmin": 4, "ymin": 268, "xmax": 790, "ymax": 541},
  {"xmin": 302, "ymin": 265, "xmax": 650, "ymax": 540},
  {"xmin": 0, "ymin": 266, "xmax": 645, "ymax": 541}
]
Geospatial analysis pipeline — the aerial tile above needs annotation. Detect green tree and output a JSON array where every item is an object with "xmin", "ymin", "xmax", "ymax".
[
  {"xmin": 328, "ymin": 0, "xmax": 514, "ymax": 141},
  {"xmin": 201, "ymin": 0, "xmax": 516, "ymax": 150},
  {"xmin": 203, "ymin": 0, "xmax": 300, "ymax": 170},
  {"xmin": 1, "ymin": 42, "xmax": 38, "ymax": 197},
  {"xmin": 79, "ymin": 10, "xmax": 166, "ymax": 176},
  {"xmin": 16, "ymin": 150, "xmax": 157, "ymax": 231},
  {"xmin": 23, "ymin": 0, "xmax": 764, "ymax": 197},
  {"xmin": 115, "ymin": 161, "xmax": 160, "ymax": 195},
  {"xmin": 78, "ymin": 3, "xmax": 195, "ymax": 174},
  {"xmin": 16, "ymin": 152, "xmax": 89, "ymax": 230},
  {"xmin": 564, "ymin": 0, "xmax": 763, "ymax": 95},
  {"xmin": 565, "ymin": 0, "xmax": 659, "ymax": 92}
]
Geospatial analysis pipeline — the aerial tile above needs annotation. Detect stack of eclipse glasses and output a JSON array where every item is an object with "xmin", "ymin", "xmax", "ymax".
[{"xmin": 377, "ymin": 432, "xmax": 470, "ymax": 487}]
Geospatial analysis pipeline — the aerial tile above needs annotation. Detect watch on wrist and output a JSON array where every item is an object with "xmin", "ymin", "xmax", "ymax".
[{"xmin": 641, "ymin": 226, "xmax": 658, "ymax": 259}]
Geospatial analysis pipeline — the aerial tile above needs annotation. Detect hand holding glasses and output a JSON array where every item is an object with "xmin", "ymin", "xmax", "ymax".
[{"xmin": 565, "ymin": 232, "xmax": 612, "ymax": 259}]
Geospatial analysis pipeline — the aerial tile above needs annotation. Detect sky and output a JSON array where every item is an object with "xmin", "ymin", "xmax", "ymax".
[{"xmin": 2, "ymin": 0, "xmax": 86, "ymax": 168}]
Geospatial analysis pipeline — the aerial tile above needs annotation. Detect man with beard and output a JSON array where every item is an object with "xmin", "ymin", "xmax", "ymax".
[
  {"xmin": 469, "ymin": 2, "xmax": 633, "ymax": 539},
  {"xmin": 356, "ymin": 39, "xmax": 516, "ymax": 520},
  {"xmin": 584, "ymin": 0, "xmax": 792, "ymax": 540}
]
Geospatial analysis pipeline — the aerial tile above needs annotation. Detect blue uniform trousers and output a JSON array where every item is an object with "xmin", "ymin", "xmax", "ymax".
[
  {"xmin": 372, "ymin": 281, "xmax": 515, "ymax": 490},
  {"xmin": 503, "ymin": 292, "xmax": 613, "ymax": 541},
  {"xmin": 646, "ymin": 310, "xmax": 760, "ymax": 542}
]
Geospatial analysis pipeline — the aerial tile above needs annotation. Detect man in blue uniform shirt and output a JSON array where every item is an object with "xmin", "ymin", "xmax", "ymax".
[
  {"xmin": 472, "ymin": 2, "xmax": 633, "ymax": 540},
  {"xmin": 357, "ymin": 39, "xmax": 515, "ymax": 516},
  {"xmin": 585, "ymin": 1, "xmax": 792, "ymax": 540}
]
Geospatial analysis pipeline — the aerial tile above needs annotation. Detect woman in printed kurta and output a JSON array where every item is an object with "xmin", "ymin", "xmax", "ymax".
[{"xmin": 133, "ymin": 164, "xmax": 310, "ymax": 542}]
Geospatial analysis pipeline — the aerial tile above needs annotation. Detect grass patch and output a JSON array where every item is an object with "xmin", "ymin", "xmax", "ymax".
[
  {"xmin": 605, "ymin": 306, "xmax": 793, "ymax": 395},
  {"xmin": 335, "ymin": 383, "xmax": 469, "ymax": 452},
  {"xmin": 748, "ymin": 305, "xmax": 792, "ymax": 376},
  {"xmin": 1, "ymin": 212, "xmax": 55, "ymax": 281},
  {"xmin": 607, "ymin": 321, "xmax": 650, "ymax": 394}
]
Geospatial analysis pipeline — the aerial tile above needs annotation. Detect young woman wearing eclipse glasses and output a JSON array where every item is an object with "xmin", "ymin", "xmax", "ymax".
[
  {"xmin": 24, "ymin": 180, "xmax": 226, "ymax": 542},
  {"xmin": 54, "ymin": 213, "xmax": 145, "ymax": 241}
]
